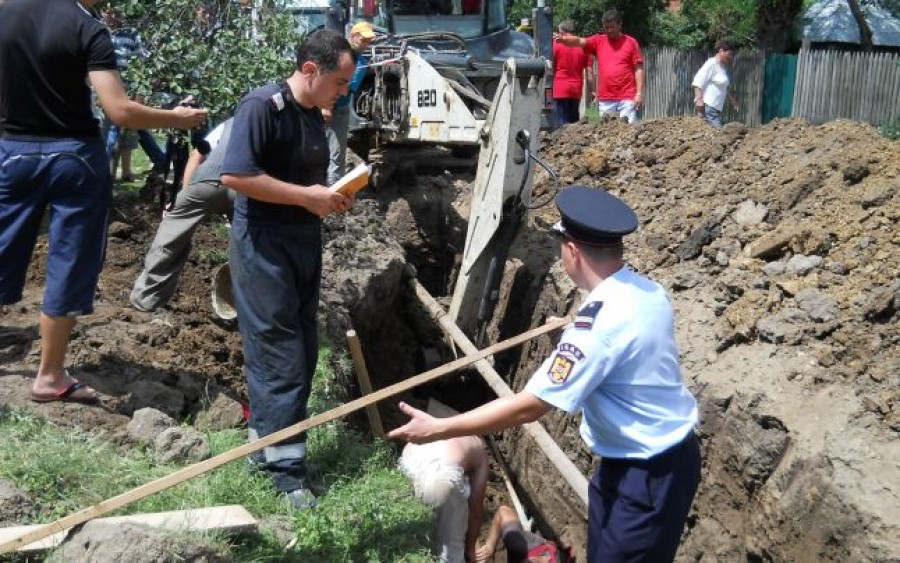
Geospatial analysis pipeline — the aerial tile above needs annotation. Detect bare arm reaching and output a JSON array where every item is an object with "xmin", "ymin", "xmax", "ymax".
[
  {"xmin": 388, "ymin": 391, "xmax": 552, "ymax": 444},
  {"xmin": 89, "ymin": 70, "xmax": 207, "ymax": 130}
]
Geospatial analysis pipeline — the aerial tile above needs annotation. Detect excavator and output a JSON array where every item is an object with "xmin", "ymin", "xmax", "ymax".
[
  {"xmin": 338, "ymin": 0, "xmax": 557, "ymax": 338},
  {"xmin": 217, "ymin": 0, "xmax": 558, "ymax": 342}
]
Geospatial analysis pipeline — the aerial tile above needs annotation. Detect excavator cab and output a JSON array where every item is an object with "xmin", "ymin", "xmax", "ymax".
[{"xmin": 346, "ymin": 0, "xmax": 551, "ymax": 157}]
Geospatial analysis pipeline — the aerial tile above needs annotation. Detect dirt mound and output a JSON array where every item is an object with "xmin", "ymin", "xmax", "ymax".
[
  {"xmin": 490, "ymin": 117, "xmax": 898, "ymax": 560},
  {"xmin": 0, "ymin": 193, "xmax": 406, "ymax": 431},
  {"xmin": 537, "ymin": 117, "xmax": 898, "ymax": 428}
]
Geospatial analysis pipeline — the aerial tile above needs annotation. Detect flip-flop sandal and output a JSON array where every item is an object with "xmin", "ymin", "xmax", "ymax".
[{"xmin": 31, "ymin": 380, "xmax": 98, "ymax": 404}]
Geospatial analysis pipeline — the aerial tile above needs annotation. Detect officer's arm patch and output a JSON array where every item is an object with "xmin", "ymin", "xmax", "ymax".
[
  {"xmin": 574, "ymin": 301, "xmax": 603, "ymax": 330},
  {"xmin": 547, "ymin": 343, "xmax": 585, "ymax": 384}
]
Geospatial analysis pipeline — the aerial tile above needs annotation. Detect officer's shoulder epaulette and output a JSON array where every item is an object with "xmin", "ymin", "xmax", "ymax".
[
  {"xmin": 574, "ymin": 301, "xmax": 603, "ymax": 329},
  {"xmin": 269, "ymin": 92, "xmax": 286, "ymax": 112}
]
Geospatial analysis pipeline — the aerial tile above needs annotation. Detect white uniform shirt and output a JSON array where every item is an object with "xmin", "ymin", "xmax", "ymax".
[
  {"xmin": 525, "ymin": 266, "xmax": 698, "ymax": 459},
  {"xmin": 692, "ymin": 56, "xmax": 730, "ymax": 111}
]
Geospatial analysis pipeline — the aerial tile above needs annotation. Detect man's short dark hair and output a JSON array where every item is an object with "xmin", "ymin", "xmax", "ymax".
[
  {"xmin": 602, "ymin": 9, "xmax": 622, "ymax": 24},
  {"xmin": 715, "ymin": 39, "xmax": 736, "ymax": 52},
  {"xmin": 576, "ymin": 240, "xmax": 624, "ymax": 263},
  {"xmin": 296, "ymin": 29, "xmax": 356, "ymax": 71},
  {"xmin": 558, "ymin": 19, "xmax": 575, "ymax": 34}
]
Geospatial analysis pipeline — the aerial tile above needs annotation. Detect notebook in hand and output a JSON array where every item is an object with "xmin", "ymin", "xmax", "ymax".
[{"xmin": 328, "ymin": 163, "xmax": 371, "ymax": 196}]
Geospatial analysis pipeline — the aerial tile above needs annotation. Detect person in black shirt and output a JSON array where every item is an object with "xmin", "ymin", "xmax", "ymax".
[
  {"xmin": 0, "ymin": 0, "xmax": 207, "ymax": 404},
  {"xmin": 220, "ymin": 29, "xmax": 356, "ymax": 510}
]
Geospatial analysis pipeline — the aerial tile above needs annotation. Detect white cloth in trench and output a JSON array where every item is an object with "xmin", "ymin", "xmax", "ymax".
[{"xmin": 399, "ymin": 441, "xmax": 471, "ymax": 563}]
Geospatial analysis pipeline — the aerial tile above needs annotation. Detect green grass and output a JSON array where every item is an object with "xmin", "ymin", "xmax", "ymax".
[
  {"xmin": 0, "ymin": 346, "xmax": 434, "ymax": 562},
  {"xmin": 583, "ymin": 103, "xmax": 601, "ymax": 123},
  {"xmin": 881, "ymin": 119, "xmax": 900, "ymax": 141},
  {"xmin": 112, "ymin": 141, "xmax": 154, "ymax": 198},
  {"xmin": 198, "ymin": 248, "xmax": 230, "ymax": 264},
  {"xmin": 198, "ymin": 217, "xmax": 231, "ymax": 264},
  {"xmin": 211, "ymin": 217, "xmax": 231, "ymax": 239}
]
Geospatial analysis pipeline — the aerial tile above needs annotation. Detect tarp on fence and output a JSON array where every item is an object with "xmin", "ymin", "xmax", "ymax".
[{"xmin": 800, "ymin": 0, "xmax": 900, "ymax": 47}]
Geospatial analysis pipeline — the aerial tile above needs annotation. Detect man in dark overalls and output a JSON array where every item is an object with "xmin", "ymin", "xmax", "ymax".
[{"xmin": 220, "ymin": 29, "xmax": 356, "ymax": 509}]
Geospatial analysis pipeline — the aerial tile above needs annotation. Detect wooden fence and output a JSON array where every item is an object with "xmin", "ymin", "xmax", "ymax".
[
  {"xmin": 792, "ymin": 48, "xmax": 900, "ymax": 127},
  {"xmin": 634, "ymin": 46, "xmax": 899, "ymax": 129},
  {"xmin": 642, "ymin": 46, "xmax": 765, "ymax": 126}
]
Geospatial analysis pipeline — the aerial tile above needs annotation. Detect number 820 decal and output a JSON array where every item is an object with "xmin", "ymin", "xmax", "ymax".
[{"xmin": 417, "ymin": 89, "xmax": 437, "ymax": 107}]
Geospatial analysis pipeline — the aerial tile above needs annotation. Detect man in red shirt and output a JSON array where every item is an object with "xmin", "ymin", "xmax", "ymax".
[
  {"xmin": 557, "ymin": 9, "xmax": 644, "ymax": 123},
  {"xmin": 552, "ymin": 20, "xmax": 591, "ymax": 127}
]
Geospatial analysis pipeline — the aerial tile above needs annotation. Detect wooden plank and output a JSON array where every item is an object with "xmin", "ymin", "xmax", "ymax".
[
  {"xmin": 346, "ymin": 329, "xmax": 385, "ymax": 438},
  {"xmin": 0, "ymin": 505, "xmax": 257, "ymax": 554},
  {"xmin": 0, "ymin": 316, "xmax": 570, "ymax": 554}
]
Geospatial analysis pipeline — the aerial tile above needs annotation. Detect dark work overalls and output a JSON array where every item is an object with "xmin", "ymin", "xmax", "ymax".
[{"xmin": 228, "ymin": 84, "xmax": 327, "ymax": 493}]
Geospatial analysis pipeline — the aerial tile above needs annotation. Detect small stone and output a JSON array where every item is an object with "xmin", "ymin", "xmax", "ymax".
[
  {"xmin": 825, "ymin": 261, "xmax": 847, "ymax": 275},
  {"xmin": 127, "ymin": 408, "xmax": 176, "ymax": 446},
  {"xmin": 763, "ymin": 261, "xmax": 786, "ymax": 276},
  {"xmin": 757, "ymin": 308, "xmax": 810, "ymax": 343},
  {"xmin": 154, "ymin": 426, "xmax": 210, "ymax": 464},
  {"xmin": 107, "ymin": 221, "xmax": 133, "ymax": 240},
  {"xmin": 785, "ymin": 254, "xmax": 823, "ymax": 276},
  {"xmin": 195, "ymin": 394, "xmax": 245, "ymax": 431},
  {"xmin": 795, "ymin": 289, "xmax": 838, "ymax": 322},
  {"xmin": 716, "ymin": 251, "xmax": 730, "ymax": 266},
  {"xmin": 733, "ymin": 200, "xmax": 769, "ymax": 225}
]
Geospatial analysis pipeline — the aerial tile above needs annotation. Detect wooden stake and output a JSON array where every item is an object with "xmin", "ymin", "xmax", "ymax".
[
  {"xmin": 346, "ymin": 329, "xmax": 385, "ymax": 438},
  {"xmin": 0, "ymin": 317, "xmax": 569, "ymax": 555}
]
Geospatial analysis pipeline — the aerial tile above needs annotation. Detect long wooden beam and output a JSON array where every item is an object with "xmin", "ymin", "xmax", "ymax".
[
  {"xmin": 0, "ymin": 317, "xmax": 568, "ymax": 555},
  {"xmin": 410, "ymin": 277, "xmax": 590, "ymax": 511}
]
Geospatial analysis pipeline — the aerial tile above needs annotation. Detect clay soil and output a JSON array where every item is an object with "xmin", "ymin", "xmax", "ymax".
[{"xmin": 1, "ymin": 116, "xmax": 898, "ymax": 561}]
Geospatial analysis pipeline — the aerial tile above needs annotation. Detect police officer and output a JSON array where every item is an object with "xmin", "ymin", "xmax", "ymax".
[{"xmin": 389, "ymin": 185, "xmax": 701, "ymax": 562}]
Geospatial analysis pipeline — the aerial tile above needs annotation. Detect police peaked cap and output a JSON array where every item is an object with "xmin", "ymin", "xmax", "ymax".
[{"xmin": 551, "ymin": 185, "xmax": 638, "ymax": 246}]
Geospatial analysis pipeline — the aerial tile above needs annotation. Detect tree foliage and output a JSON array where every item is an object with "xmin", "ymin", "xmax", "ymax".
[
  {"xmin": 647, "ymin": 8, "xmax": 708, "ymax": 49},
  {"xmin": 678, "ymin": 0, "xmax": 758, "ymax": 47},
  {"xmin": 509, "ymin": 0, "xmax": 822, "ymax": 51},
  {"xmin": 110, "ymin": 0, "xmax": 301, "ymax": 119},
  {"xmin": 509, "ymin": 0, "xmax": 666, "ymax": 44},
  {"xmin": 757, "ymin": 0, "xmax": 804, "ymax": 52}
]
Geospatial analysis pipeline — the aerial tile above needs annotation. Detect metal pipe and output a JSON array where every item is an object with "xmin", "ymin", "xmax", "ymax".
[{"xmin": 409, "ymin": 277, "xmax": 590, "ymax": 512}]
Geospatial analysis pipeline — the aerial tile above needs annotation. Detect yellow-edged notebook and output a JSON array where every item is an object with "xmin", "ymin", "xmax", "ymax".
[{"xmin": 329, "ymin": 163, "xmax": 371, "ymax": 196}]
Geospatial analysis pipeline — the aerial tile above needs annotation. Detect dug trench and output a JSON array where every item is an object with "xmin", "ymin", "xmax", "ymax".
[{"xmin": 1, "ymin": 117, "xmax": 897, "ymax": 561}]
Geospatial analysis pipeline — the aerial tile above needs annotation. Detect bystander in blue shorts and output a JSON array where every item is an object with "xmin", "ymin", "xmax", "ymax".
[{"xmin": 0, "ymin": 136, "xmax": 112, "ymax": 316}]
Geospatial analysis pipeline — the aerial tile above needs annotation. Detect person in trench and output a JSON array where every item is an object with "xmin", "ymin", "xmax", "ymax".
[
  {"xmin": 389, "ymin": 185, "xmax": 701, "ymax": 562},
  {"xmin": 399, "ymin": 435, "xmax": 489, "ymax": 563}
]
